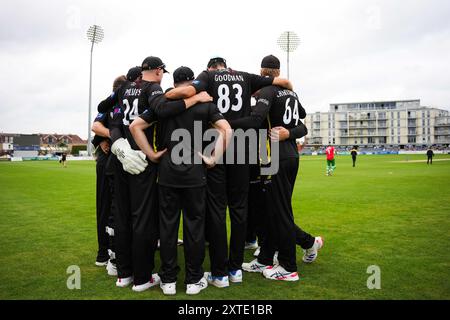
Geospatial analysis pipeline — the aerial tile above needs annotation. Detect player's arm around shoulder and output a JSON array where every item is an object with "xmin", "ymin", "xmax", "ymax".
[
  {"xmin": 272, "ymin": 77, "xmax": 293, "ymax": 91},
  {"xmin": 165, "ymin": 85, "xmax": 197, "ymax": 100}
]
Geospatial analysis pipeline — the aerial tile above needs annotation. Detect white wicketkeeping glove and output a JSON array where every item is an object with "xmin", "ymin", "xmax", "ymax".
[{"xmin": 111, "ymin": 138, "xmax": 148, "ymax": 175}]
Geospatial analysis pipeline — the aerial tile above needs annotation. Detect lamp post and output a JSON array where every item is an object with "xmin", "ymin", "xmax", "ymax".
[
  {"xmin": 86, "ymin": 25, "xmax": 104, "ymax": 157},
  {"xmin": 277, "ymin": 31, "xmax": 300, "ymax": 80}
]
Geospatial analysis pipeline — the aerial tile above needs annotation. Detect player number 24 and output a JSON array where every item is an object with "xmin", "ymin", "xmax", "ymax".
[
  {"xmin": 283, "ymin": 98, "xmax": 300, "ymax": 126},
  {"xmin": 122, "ymin": 99, "xmax": 139, "ymax": 126},
  {"xmin": 217, "ymin": 84, "xmax": 243, "ymax": 113}
]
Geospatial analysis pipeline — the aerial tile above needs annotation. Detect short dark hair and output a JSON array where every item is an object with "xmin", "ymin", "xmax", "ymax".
[{"xmin": 207, "ymin": 57, "xmax": 227, "ymax": 69}]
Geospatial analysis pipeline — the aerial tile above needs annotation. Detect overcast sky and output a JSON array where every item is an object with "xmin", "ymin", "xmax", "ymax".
[{"xmin": 1, "ymin": 0, "xmax": 449, "ymax": 139}]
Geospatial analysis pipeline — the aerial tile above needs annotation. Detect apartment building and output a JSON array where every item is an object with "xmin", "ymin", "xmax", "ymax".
[{"xmin": 304, "ymin": 100, "xmax": 450, "ymax": 147}]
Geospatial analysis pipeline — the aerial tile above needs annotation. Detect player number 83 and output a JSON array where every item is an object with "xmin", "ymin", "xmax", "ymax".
[{"xmin": 217, "ymin": 84, "xmax": 243, "ymax": 113}]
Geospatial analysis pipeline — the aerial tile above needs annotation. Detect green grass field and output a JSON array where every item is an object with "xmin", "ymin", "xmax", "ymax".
[{"xmin": 0, "ymin": 154, "xmax": 449, "ymax": 300}]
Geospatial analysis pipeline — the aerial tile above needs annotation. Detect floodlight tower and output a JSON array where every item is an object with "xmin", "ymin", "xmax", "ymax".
[
  {"xmin": 86, "ymin": 25, "xmax": 104, "ymax": 157},
  {"xmin": 277, "ymin": 31, "xmax": 300, "ymax": 79}
]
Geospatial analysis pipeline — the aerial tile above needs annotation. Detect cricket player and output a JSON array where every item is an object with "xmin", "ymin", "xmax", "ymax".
[
  {"xmin": 228, "ymin": 55, "xmax": 323, "ymax": 280},
  {"xmin": 131, "ymin": 66, "xmax": 231, "ymax": 295},
  {"xmin": 96, "ymin": 65, "xmax": 169, "ymax": 292},
  {"xmin": 326, "ymin": 145, "xmax": 336, "ymax": 175},
  {"xmin": 91, "ymin": 74, "xmax": 127, "ymax": 275},
  {"xmin": 165, "ymin": 56, "xmax": 293, "ymax": 287}
]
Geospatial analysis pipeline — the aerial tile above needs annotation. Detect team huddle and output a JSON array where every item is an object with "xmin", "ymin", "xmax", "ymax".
[{"xmin": 91, "ymin": 54, "xmax": 324, "ymax": 295}]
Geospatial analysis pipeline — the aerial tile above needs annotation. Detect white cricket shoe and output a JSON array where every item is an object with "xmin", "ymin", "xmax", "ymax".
[
  {"xmin": 186, "ymin": 277, "xmax": 208, "ymax": 295},
  {"xmin": 160, "ymin": 282, "xmax": 176, "ymax": 295},
  {"xmin": 262, "ymin": 265, "xmax": 299, "ymax": 281},
  {"xmin": 116, "ymin": 276, "xmax": 133, "ymax": 287},
  {"xmin": 177, "ymin": 238, "xmax": 184, "ymax": 246},
  {"xmin": 204, "ymin": 272, "xmax": 229, "ymax": 288},
  {"xmin": 229, "ymin": 269, "xmax": 243, "ymax": 283},
  {"xmin": 302, "ymin": 236, "xmax": 324, "ymax": 263},
  {"xmin": 242, "ymin": 259, "xmax": 271, "ymax": 273},
  {"xmin": 253, "ymin": 247, "xmax": 261, "ymax": 257},
  {"xmin": 106, "ymin": 260, "xmax": 117, "ymax": 276},
  {"xmin": 132, "ymin": 274, "xmax": 161, "ymax": 292},
  {"xmin": 244, "ymin": 241, "xmax": 258, "ymax": 250}
]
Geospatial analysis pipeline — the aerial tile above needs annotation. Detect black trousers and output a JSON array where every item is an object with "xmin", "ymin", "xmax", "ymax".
[
  {"xmin": 258, "ymin": 158, "xmax": 314, "ymax": 272},
  {"xmin": 352, "ymin": 156, "xmax": 357, "ymax": 167},
  {"xmin": 248, "ymin": 168, "xmax": 310, "ymax": 250},
  {"xmin": 106, "ymin": 173, "xmax": 116, "ymax": 263},
  {"xmin": 295, "ymin": 224, "xmax": 315, "ymax": 249},
  {"xmin": 205, "ymin": 163, "xmax": 249, "ymax": 276},
  {"xmin": 246, "ymin": 164, "xmax": 264, "ymax": 245},
  {"xmin": 95, "ymin": 154, "xmax": 112, "ymax": 262},
  {"xmin": 159, "ymin": 186, "xmax": 206, "ymax": 284},
  {"xmin": 113, "ymin": 157, "xmax": 159, "ymax": 285},
  {"xmin": 427, "ymin": 156, "xmax": 433, "ymax": 164}
]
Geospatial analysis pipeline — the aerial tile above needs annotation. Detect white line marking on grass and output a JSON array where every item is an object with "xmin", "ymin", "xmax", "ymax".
[{"xmin": 391, "ymin": 159, "xmax": 450, "ymax": 163}]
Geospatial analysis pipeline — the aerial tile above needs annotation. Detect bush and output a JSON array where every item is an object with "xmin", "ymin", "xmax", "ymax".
[{"xmin": 71, "ymin": 145, "xmax": 87, "ymax": 155}]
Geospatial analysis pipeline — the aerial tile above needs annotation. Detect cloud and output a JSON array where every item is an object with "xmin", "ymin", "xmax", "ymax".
[{"xmin": 0, "ymin": 0, "xmax": 449, "ymax": 139}]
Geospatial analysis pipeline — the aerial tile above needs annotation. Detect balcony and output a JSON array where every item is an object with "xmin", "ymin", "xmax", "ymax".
[
  {"xmin": 434, "ymin": 137, "xmax": 450, "ymax": 143},
  {"xmin": 434, "ymin": 130, "xmax": 450, "ymax": 136},
  {"xmin": 435, "ymin": 122, "xmax": 450, "ymax": 127}
]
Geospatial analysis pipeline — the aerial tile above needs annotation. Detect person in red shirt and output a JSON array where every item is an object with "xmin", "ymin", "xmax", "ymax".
[{"xmin": 325, "ymin": 145, "xmax": 336, "ymax": 176}]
